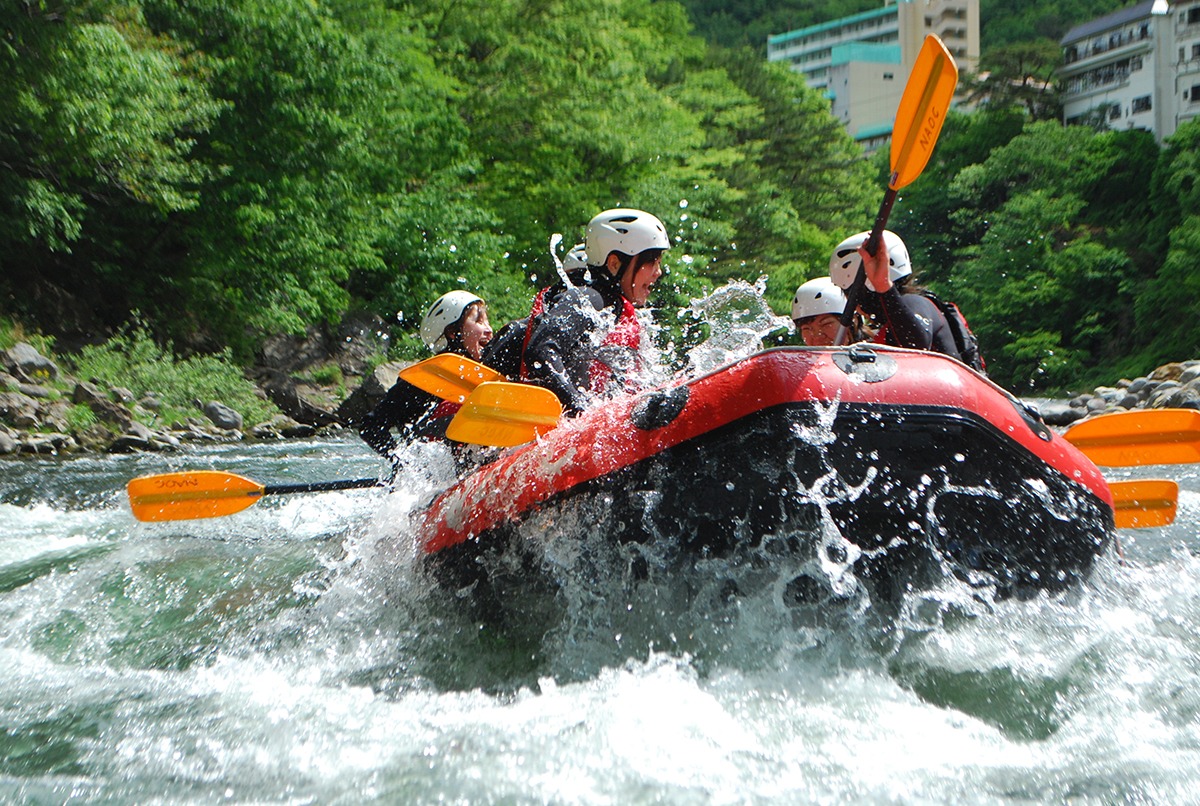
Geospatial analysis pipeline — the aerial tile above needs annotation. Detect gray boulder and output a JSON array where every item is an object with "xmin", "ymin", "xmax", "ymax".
[
  {"xmin": 259, "ymin": 370, "xmax": 339, "ymax": 426},
  {"xmin": 0, "ymin": 391, "xmax": 40, "ymax": 429},
  {"xmin": 3, "ymin": 342, "xmax": 58, "ymax": 381},
  {"xmin": 200, "ymin": 400, "xmax": 243, "ymax": 431},
  {"xmin": 336, "ymin": 361, "xmax": 405, "ymax": 425},
  {"xmin": 1039, "ymin": 402, "xmax": 1086, "ymax": 426},
  {"xmin": 72, "ymin": 381, "xmax": 133, "ymax": 428}
]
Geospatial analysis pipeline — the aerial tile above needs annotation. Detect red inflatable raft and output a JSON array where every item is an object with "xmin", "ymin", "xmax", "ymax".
[{"xmin": 419, "ymin": 346, "xmax": 1114, "ymax": 601}]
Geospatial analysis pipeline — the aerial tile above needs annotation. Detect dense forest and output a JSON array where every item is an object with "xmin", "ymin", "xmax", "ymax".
[{"xmin": 2, "ymin": 0, "xmax": 1197, "ymax": 393}]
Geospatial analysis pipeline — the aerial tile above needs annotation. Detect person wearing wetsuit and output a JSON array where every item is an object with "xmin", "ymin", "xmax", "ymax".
[
  {"xmin": 829, "ymin": 229, "xmax": 962, "ymax": 359},
  {"xmin": 484, "ymin": 208, "xmax": 670, "ymax": 414},
  {"xmin": 358, "ymin": 290, "xmax": 492, "ymax": 459}
]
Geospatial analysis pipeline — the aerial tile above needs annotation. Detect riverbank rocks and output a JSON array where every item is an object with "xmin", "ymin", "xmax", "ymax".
[
  {"xmin": 3, "ymin": 342, "xmax": 59, "ymax": 382},
  {"xmin": 1038, "ymin": 359, "xmax": 1200, "ymax": 426},
  {"xmin": 258, "ymin": 370, "xmax": 340, "ymax": 427},
  {"xmin": 9, "ymin": 331, "xmax": 1194, "ymax": 457},
  {"xmin": 0, "ymin": 318, "xmax": 381, "ymax": 456}
]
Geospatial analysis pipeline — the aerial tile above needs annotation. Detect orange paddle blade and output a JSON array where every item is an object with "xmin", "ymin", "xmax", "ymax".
[
  {"xmin": 890, "ymin": 35, "xmax": 958, "ymax": 190},
  {"xmin": 127, "ymin": 470, "xmax": 265, "ymax": 522},
  {"xmin": 1064, "ymin": 408, "xmax": 1200, "ymax": 467},
  {"xmin": 398, "ymin": 354, "xmax": 505, "ymax": 402},
  {"xmin": 1108, "ymin": 479, "xmax": 1178, "ymax": 529},
  {"xmin": 445, "ymin": 382, "xmax": 563, "ymax": 448}
]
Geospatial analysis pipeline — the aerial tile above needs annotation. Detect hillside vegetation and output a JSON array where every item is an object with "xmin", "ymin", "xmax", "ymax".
[{"xmin": 3, "ymin": 0, "xmax": 1197, "ymax": 392}]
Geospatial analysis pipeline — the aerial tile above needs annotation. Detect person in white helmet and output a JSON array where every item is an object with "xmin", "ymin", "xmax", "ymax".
[
  {"xmin": 791, "ymin": 277, "xmax": 865, "ymax": 346},
  {"xmin": 359, "ymin": 290, "xmax": 493, "ymax": 459},
  {"xmin": 486, "ymin": 208, "xmax": 670, "ymax": 413},
  {"xmin": 830, "ymin": 230, "xmax": 982, "ymax": 370}
]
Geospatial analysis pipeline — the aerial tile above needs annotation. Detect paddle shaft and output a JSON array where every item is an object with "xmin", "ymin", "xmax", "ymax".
[
  {"xmin": 263, "ymin": 478, "xmax": 381, "ymax": 496},
  {"xmin": 834, "ymin": 35, "xmax": 956, "ymax": 347},
  {"xmin": 836, "ymin": 188, "xmax": 897, "ymax": 340}
]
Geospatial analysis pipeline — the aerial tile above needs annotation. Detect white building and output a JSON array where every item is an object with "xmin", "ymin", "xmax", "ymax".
[
  {"xmin": 767, "ymin": 0, "xmax": 979, "ymax": 150},
  {"xmin": 1060, "ymin": 0, "xmax": 1200, "ymax": 142}
]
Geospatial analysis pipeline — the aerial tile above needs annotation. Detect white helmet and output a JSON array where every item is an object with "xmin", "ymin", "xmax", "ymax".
[
  {"xmin": 829, "ymin": 230, "xmax": 912, "ymax": 292},
  {"xmin": 562, "ymin": 243, "xmax": 589, "ymax": 270},
  {"xmin": 419, "ymin": 290, "xmax": 483, "ymax": 351},
  {"xmin": 791, "ymin": 277, "xmax": 848, "ymax": 321},
  {"xmin": 585, "ymin": 208, "xmax": 670, "ymax": 264}
]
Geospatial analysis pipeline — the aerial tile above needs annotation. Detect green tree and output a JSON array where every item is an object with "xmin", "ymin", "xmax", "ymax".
[
  {"xmin": 0, "ymin": 1, "xmax": 219, "ymax": 338},
  {"xmin": 677, "ymin": 48, "xmax": 875, "ymax": 314},
  {"xmin": 960, "ymin": 39, "xmax": 1062, "ymax": 121},
  {"xmin": 890, "ymin": 108, "xmax": 1027, "ymax": 290},
  {"xmin": 944, "ymin": 122, "xmax": 1147, "ymax": 388},
  {"xmin": 1136, "ymin": 120, "xmax": 1200, "ymax": 366}
]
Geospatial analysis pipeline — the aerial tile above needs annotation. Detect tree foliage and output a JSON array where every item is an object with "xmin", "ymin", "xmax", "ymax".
[
  {"xmin": 899, "ymin": 118, "xmax": 1167, "ymax": 390},
  {"xmin": 2, "ymin": 0, "xmax": 1197, "ymax": 395},
  {"xmin": 960, "ymin": 39, "xmax": 1062, "ymax": 122},
  {"xmin": 1, "ymin": 0, "xmax": 877, "ymax": 360}
]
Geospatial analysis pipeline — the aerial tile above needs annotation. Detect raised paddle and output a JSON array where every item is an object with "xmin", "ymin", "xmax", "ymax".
[
  {"xmin": 127, "ymin": 470, "xmax": 381, "ymax": 522},
  {"xmin": 398, "ymin": 353, "xmax": 505, "ymax": 402},
  {"xmin": 445, "ymin": 381, "xmax": 563, "ymax": 448},
  {"xmin": 835, "ymin": 34, "xmax": 958, "ymax": 346},
  {"xmin": 1107, "ymin": 479, "xmax": 1179, "ymax": 529},
  {"xmin": 1064, "ymin": 408, "xmax": 1200, "ymax": 467}
]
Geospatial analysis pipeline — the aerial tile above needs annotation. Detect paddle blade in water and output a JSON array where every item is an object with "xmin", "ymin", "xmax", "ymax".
[
  {"xmin": 398, "ymin": 354, "xmax": 505, "ymax": 402},
  {"xmin": 889, "ymin": 34, "xmax": 958, "ymax": 190},
  {"xmin": 445, "ymin": 382, "xmax": 562, "ymax": 447},
  {"xmin": 1108, "ymin": 479, "xmax": 1178, "ymax": 529},
  {"xmin": 127, "ymin": 470, "xmax": 265, "ymax": 522},
  {"xmin": 1064, "ymin": 408, "xmax": 1200, "ymax": 467}
]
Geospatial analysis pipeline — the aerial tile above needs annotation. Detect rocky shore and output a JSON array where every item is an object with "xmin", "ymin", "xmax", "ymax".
[
  {"xmin": 0, "ymin": 322, "xmax": 403, "ymax": 457},
  {"xmin": 1036, "ymin": 359, "xmax": 1200, "ymax": 426},
  {"xmin": 2, "ymin": 335, "xmax": 1198, "ymax": 457}
]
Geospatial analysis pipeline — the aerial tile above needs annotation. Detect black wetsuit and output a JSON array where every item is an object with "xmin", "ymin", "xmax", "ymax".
[
  {"xmin": 483, "ymin": 268, "xmax": 635, "ymax": 414},
  {"xmin": 358, "ymin": 360, "xmax": 457, "ymax": 458},
  {"xmin": 863, "ymin": 286, "xmax": 962, "ymax": 360}
]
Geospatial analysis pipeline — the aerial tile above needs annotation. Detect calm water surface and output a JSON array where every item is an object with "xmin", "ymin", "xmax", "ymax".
[{"xmin": 1, "ymin": 418, "xmax": 1198, "ymax": 803}]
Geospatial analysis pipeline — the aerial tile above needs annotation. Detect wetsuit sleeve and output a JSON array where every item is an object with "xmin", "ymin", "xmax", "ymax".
[
  {"xmin": 358, "ymin": 378, "xmax": 439, "ymax": 457},
  {"xmin": 522, "ymin": 287, "xmax": 606, "ymax": 414},
  {"xmin": 877, "ymin": 288, "xmax": 962, "ymax": 360}
]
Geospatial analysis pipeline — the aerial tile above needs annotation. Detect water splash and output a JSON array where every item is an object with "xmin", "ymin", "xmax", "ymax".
[{"xmin": 682, "ymin": 277, "xmax": 794, "ymax": 374}]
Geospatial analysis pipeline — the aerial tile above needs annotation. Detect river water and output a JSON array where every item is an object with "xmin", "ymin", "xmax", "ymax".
[{"xmin": 1, "ymin": 419, "xmax": 1199, "ymax": 803}]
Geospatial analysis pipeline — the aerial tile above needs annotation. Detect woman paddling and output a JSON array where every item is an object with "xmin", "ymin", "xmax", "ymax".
[
  {"xmin": 830, "ymin": 229, "xmax": 984, "ymax": 372},
  {"xmin": 358, "ymin": 290, "xmax": 493, "ymax": 463}
]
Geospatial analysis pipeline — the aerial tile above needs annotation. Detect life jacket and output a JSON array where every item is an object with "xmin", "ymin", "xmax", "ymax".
[
  {"xmin": 429, "ymin": 400, "xmax": 462, "ymax": 419},
  {"xmin": 518, "ymin": 285, "xmax": 642, "ymax": 394},
  {"xmin": 872, "ymin": 290, "xmax": 985, "ymax": 374},
  {"xmin": 922, "ymin": 291, "xmax": 986, "ymax": 374}
]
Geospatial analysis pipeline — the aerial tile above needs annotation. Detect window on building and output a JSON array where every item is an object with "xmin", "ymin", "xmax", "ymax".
[
  {"xmin": 883, "ymin": 72, "xmax": 894, "ymax": 80},
  {"xmin": 1132, "ymin": 55, "xmax": 1143, "ymax": 70},
  {"xmin": 1192, "ymin": 85, "xmax": 1200, "ymax": 102},
  {"xmin": 1110, "ymin": 103, "xmax": 1122, "ymax": 120},
  {"xmin": 1189, "ymin": 7, "xmax": 1200, "ymax": 25},
  {"xmin": 1193, "ymin": 43, "xmax": 1200, "ymax": 60},
  {"xmin": 1132, "ymin": 95, "xmax": 1152, "ymax": 113}
]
